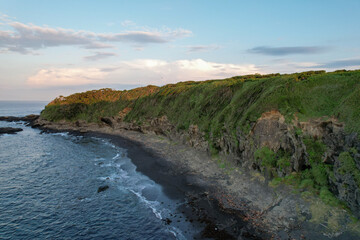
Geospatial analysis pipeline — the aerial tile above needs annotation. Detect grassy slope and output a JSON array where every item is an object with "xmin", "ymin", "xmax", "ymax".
[
  {"xmin": 42, "ymin": 70, "xmax": 360, "ymax": 137},
  {"xmin": 41, "ymin": 70, "xmax": 360, "ymax": 217}
]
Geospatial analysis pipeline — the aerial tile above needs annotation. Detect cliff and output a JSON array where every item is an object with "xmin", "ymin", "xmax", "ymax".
[{"xmin": 40, "ymin": 70, "xmax": 360, "ymax": 222}]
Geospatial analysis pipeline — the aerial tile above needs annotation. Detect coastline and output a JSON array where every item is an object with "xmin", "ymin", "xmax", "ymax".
[
  {"xmin": 36, "ymin": 120, "xmax": 272, "ymax": 239},
  {"xmin": 2, "ymin": 115, "xmax": 358, "ymax": 239}
]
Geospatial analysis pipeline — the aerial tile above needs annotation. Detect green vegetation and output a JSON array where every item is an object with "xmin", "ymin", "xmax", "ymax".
[
  {"xmin": 254, "ymin": 147, "xmax": 277, "ymax": 168},
  {"xmin": 338, "ymin": 152, "xmax": 360, "ymax": 188},
  {"xmin": 41, "ymin": 69, "xmax": 360, "ymax": 211},
  {"xmin": 277, "ymin": 154, "xmax": 291, "ymax": 171},
  {"xmin": 42, "ymin": 70, "xmax": 360, "ymax": 138},
  {"xmin": 269, "ymin": 138, "xmax": 344, "ymax": 207},
  {"xmin": 254, "ymin": 147, "xmax": 292, "ymax": 173},
  {"xmin": 41, "ymin": 86, "xmax": 158, "ymax": 122}
]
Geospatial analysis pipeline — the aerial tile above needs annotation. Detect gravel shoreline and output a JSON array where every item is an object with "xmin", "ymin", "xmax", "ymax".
[{"xmin": 32, "ymin": 118, "xmax": 302, "ymax": 239}]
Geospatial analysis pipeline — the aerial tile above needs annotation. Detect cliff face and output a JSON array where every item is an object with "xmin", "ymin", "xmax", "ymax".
[{"xmin": 93, "ymin": 110, "xmax": 360, "ymax": 217}]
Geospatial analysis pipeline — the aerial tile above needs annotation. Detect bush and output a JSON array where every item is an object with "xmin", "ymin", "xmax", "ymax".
[
  {"xmin": 300, "ymin": 179, "xmax": 315, "ymax": 189},
  {"xmin": 254, "ymin": 147, "xmax": 276, "ymax": 168},
  {"xmin": 320, "ymin": 187, "xmax": 341, "ymax": 206},
  {"xmin": 311, "ymin": 164, "xmax": 329, "ymax": 187},
  {"xmin": 277, "ymin": 156, "xmax": 291, "ymax": 170},
  {"xmin": 338, "ymin": 152, "xmax": 360, "ymax": 187}
]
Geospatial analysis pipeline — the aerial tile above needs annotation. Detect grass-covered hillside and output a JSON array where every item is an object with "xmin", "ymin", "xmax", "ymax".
[
  {"xmin": 41, "ymin": 69, "xmax": 360, "ymax": 215},
  {"xmin": 42, "ymin": 70, "xmax": 360, "ymax": 137}
]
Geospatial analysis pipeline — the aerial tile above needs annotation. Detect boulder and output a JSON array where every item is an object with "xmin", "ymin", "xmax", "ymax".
[
  {"xmin": 0, "ymin": 127, "xmax": 23, "ymax": 134},
  {"xmin": 97, "ymin": 185, "xmax": 109, "ymax": 193}
]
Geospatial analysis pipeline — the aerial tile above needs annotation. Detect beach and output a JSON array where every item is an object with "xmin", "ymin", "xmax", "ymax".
[{"xmin": 31, "ymin": 117, "xmax": 324, "ymax": 239}]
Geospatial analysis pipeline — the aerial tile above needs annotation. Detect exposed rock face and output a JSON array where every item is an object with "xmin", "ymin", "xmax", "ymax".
[
  {"xmin": 331, "ymin": 136, "xmax": 360, "ymax": 216},
  {"xmin": 100, "ymin": 115, "xmax": 210, "ymax": 151},
  {"xmin": 246, "ymin": 111, "xmax": 360, "ymax": 217},
  {"xmin": 296, "ymin": 117, "xmax": 344, "ymax": 140},
  {"xmin": 249, "ymin": 110, "xmax": 308, "ymax": 173},
  {"xmin": 112, "ymin": 111, "xmax": 359, "ymax": 217},
  {"xmin": 293, "ymin": 117, "xmax": 360, "ymax": 217},
  {"xmin": 0, "ymin": 127, "xmax": 23, "ymax": 134}
]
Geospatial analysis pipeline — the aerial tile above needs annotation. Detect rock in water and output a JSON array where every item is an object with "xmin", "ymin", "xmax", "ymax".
[
  {"xmin": 0, "ymin": 127, "xmax": 23, "ymax": 135},
  {"xmin": 163, "ymin": 218, "xmax": 172, "ymax": 225},
  {"xmin": 97, "ymin": 185, "xmax": 109, "ymax": 193}
]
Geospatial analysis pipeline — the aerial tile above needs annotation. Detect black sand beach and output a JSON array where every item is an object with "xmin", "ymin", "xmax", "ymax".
[{"xmin": 87, "ymin": 131, "xmax": 268, "ymax": 239}]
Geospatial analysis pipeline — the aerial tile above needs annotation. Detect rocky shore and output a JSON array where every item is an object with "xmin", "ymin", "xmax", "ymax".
[
  {"xmin": 1, "ymin": 114, "xmax": 359, "ymax": 239},
  {"xmin": 0, "ymin": 127, "xmax": 23, "ymax": 135}
]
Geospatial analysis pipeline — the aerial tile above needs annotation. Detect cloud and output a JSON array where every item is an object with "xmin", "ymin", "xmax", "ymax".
[
  {"xmin": 248, "ymin": 46, "xmax": 329, "ymax": 56},
  {"xmin": 118, "ymin": 59, "xmax": 258, "ymax": 85},
  {"xmin": 84, "ymin": 52, "xmax": 117, "ymax": 61},
  {"xmin": 27, "ymin": 59, "xmax": 259, "ymax": 87},
  {"xmin": 187, "ymin": 44, "xmax": 220, "ymax": 53},
  {"xmin": 314, "ymin": 58, "xmax": 360, "ymax": 68},
  {"xmin": 267, "ymin": 58, "xmax": 360, "ymax": 72},
  {"xmin": 98, "ymin": 29, "xmax": 191, "ymax": 43},
  {"xmin": 0, "ymin": 19, "xmax": 192, "ymax": 54},
  {"xmin": 0, "ymin": 13, "xmax": 15, "ymax": 22},
  {"xmin": 83, "ymin": 42, "xmax": 115, "ymax": 49},
  {"xmin": 121, "ymin": 20, "xmax": 136, "ymax": 27},
  {"xmin": 27, "ymin": 68, "xmax": 108, "ymax": 86}
]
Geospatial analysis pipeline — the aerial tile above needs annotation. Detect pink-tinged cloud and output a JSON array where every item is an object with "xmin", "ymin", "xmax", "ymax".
[
  {"xmin": 27, "ymin": 68, "xmax": 109, "ymax": 87},
  {"xmin": 27, "ymin": 59, "xmax": 259, "ymax": 87}
]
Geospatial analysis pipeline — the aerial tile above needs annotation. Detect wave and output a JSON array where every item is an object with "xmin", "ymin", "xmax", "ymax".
[
  {"xmin": 50, "ymin": 132, "xmax": 69, "ymax": 137},
  {"xmin": 92, "ymin": 137, "xmax": 188, "ymax": 240}
]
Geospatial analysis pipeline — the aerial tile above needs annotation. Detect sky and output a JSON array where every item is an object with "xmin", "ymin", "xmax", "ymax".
[{"xmin": 0, "ymin": 0, "xmax": 360, "ymax": 101}]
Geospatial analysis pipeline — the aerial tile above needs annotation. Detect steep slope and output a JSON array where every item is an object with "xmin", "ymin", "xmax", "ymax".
[{"xmin": 41, "ymin": 70, "xmax": 360, "ymax": 218}]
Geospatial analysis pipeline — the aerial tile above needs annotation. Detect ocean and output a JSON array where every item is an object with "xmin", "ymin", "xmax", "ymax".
[{"xmin": 0, "ymin": 101, "xmax": 195, "ymax": 240}]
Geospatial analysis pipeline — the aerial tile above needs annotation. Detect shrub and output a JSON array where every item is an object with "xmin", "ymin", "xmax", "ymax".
[
  {"xmin": 277, "ymin": 156, "xmax": 291, "ymax": 170},
  {"xmin": 254, "ymin": 147, "xmax": 276, "ymax": 168},
  {"xmin": 338, "ymin": 152, "xmax": 360, "ymax": 187},
  {"xmin": 303, "ymin": 138, "xmax": 326, "ymax": 164},
  {"xmin": 311, "ymin": 164, "xmax": 329, "ymax": 187},
  {"xmin": 300, "ymin": 179, "xmax": 315, "ymax": 189},
  {"xmin": 320, "ymin": 187, "xmax": 341, "ymax": 206}
]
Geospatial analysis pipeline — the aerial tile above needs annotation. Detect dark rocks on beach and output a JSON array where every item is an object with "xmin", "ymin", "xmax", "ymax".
[
  {"xmin": 0, "ymin": 115, "xmax": 39, "ymax": 127},
  {"xmin": 97, "ymin": 185, "xmax": 109, "ymax": 193},
  {"xmin": 0, "ymin": 127, "xmax": 23, "ymax": 135},
  {"xmin": 0, "ymin": 114, "xmax": 39, "ymax": 122}
]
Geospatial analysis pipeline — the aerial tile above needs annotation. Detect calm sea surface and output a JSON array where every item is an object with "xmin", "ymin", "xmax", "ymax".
[{"xmin": 0, "ymin": 101, "xmax": 192, "ymax": 239}]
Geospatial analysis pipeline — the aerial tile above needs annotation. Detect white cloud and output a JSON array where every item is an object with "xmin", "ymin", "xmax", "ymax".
[
  {"xmin": 121, "ymin": 20, "xmax": 136, "ymax": 27},
  {"xmin": 27, "ymin": 59, "xmax": 259, "ymax": 87},
  {"xmin": 0, "ymin": 13, "xmax": 15, "ymax": 22},
  {"xmin": 0, "ymin": 19, "xmax": 192, "ymax": 54},
  {"xmin": 27, "ymin": 68, "xmax": 108, "ymax": 87},
  {"xmin": 111, "ymin": 59, "xmax": 258, "ymax": 85}
]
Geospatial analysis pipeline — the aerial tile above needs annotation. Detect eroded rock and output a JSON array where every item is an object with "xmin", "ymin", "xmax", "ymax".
[
  {"xmin": 97, "ymin": 185, "xmax": 109, "ymax": 193},
  {"xmin": 0, "ymin": 127, "xmax": 23, "ymax": 134}
]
